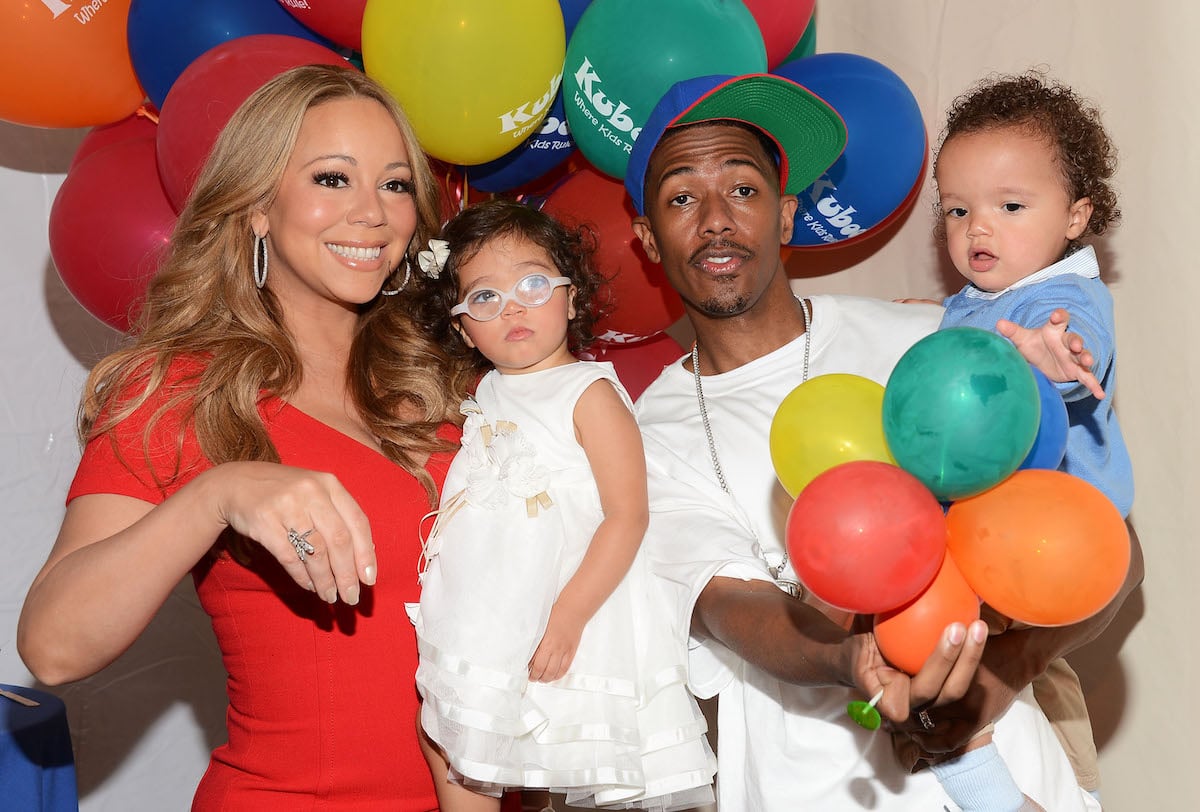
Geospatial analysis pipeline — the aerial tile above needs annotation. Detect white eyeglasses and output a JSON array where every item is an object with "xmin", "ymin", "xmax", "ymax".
[{"xmin": 450, "ymin": 273, "xmax": 571, "ymax": 322}]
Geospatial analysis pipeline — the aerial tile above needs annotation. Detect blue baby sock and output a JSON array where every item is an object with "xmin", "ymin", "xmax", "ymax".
[{"xmin": 929, "ymin": 742, "xmax": 1026, "ymax": 811}]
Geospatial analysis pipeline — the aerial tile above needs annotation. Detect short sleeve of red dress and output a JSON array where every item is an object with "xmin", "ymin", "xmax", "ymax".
[
  {"xmin": 66, "ymin": 359, "xmax": 459, "ymax": 810},
  {"xmin": 68, "ymin": 360, "xmax": 211, "ymax": 505}
]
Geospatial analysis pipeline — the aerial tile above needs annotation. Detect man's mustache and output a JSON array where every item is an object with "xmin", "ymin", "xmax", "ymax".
[{"xmin": 690, "ymin": 241, "xmax": 753, "ymax": 265}]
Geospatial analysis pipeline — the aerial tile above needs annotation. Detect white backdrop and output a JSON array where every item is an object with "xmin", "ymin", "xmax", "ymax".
[{"xmin": 0, "ymin": 2, "xmax": 1191, "ymax": 810}]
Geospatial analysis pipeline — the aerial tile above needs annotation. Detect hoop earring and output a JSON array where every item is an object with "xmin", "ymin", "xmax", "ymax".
[
  {"xmin": 380, "ymin": 261, "xmax": 411, "ymax": 296},
  {"xmin": 253, "ymin": 234, "xmax": 268, "ymax": 289}
]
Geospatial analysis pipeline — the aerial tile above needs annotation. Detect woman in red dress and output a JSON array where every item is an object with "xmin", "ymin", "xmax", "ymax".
[{"xmin": 17, "ymin": 65, "xmax": 474, "ymax": 810}]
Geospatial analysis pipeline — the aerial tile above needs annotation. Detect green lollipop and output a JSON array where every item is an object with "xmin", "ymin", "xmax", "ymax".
[{"xmin": 847, "ymin": 688, "xmax": 884, "ymax": 731}]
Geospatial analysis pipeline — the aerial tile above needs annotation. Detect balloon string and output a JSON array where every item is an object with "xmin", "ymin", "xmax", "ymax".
[{"xmin": 136, "ymin": 105, "xmax": 159, "ymax": 125}]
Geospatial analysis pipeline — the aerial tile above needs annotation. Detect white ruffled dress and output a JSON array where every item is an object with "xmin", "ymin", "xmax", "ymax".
[{"xmin": 413, "ymin": 362, "xmax": 715, "ymax": 810}]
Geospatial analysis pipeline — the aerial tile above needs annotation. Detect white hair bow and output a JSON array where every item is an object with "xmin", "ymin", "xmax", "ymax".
[{"xmin": 417, "ymin": 239, "xmax": 449, "ymax": 279}]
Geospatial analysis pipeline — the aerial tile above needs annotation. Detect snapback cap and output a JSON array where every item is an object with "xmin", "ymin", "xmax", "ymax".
[{"xmin": 625, "ymin": 73, "xmax": 847, "ymax": 215}]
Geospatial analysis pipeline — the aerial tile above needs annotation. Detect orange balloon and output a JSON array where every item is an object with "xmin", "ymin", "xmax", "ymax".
[
  {"xmin": 946, "ymin": 469, "xmax": 1130, "ymax": 627},
  {"xmin": 0, "ymin": 0, "xmax": 144, "ymax": 128},
  {"xmin": 874, "ymin": 552, "xmax": 980, "ymax": 675}
]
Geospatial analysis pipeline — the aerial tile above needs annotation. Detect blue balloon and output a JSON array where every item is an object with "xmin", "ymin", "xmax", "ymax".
[
  {"xmin": 459, "ymin": 0, "xmax": 589, "ymax": 192},
  {"xmin": 128, "ymin": 0, "xmax": 329, "ymax": 109},
  {"xmin": 774, "ymin": 52, "xmax": 926, "ymax": 248},
  {"xmin": 559, "ymin": 0, "xmax": 592, "ymax": 33},
  {"xmin": 1020, "ymin": 366, "xmax": 1069, "ymax": 471}
]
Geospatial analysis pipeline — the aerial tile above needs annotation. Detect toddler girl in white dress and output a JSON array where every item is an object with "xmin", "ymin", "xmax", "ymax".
[{"xmin": 408, "ymin": 198, "xmax": 715, "ymax": 812}]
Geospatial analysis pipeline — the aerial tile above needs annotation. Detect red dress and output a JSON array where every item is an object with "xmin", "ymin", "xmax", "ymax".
[{"xmin": 68, "ymin": 365, "xmax": 454, "ymax": 811}]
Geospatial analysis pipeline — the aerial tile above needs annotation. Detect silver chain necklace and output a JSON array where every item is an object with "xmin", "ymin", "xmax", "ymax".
[
  {"xmin": 692, "ymin": 296, "xmax": 811, "ymax": 492},
  {"xmin": 691, "ymin": 296, "xmax": 812, "ymax": 597}
]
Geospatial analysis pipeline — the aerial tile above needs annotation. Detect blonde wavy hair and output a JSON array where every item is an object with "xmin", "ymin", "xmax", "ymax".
[{"xmin": 80, "ymin": 64, "xmax": 473, "ymax": 508}]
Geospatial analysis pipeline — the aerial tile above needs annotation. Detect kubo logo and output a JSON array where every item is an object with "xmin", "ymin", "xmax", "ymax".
[
  {"xmin": 40, "ymin": 0, "xmax": 71, "ymax": 18},
  {"xmin": 802, "ymin": 176, "xmax": 864, "ymax": 239},
  {"xmin": 572, "ymin": 56, "xmax": 641, "ymax": 141},
  {"xmin": 499, "ymin": 72, "xmax": 563, "ymax": 137},
  {"xmin": 539, "ymin": 116, "xmax": 569, "ymax": 137},
  {"xmin": 594, "ymin": 329, "xmax": 653, "ymax": 345},
  {"xmin": 44, "ymin": 0, "xmax": 112, "ymax": 24}
]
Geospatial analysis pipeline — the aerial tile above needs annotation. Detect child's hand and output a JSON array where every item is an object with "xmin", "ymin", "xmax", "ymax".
[
  {"xmin": 528, "ymin": 604, "xmax": 587, "ymax": 682},
  {"xmin": 893, "ymin": 297, "xmax": 942, "ymax": 305},
  {"xmin": 997, "ymin": 308, "xmax": 1106, "ymax": 400}
]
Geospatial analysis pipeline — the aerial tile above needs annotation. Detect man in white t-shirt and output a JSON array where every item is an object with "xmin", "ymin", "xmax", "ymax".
[{"xmin": 622, "ymin": 73, "xmax": 1141, "ymax": 810}]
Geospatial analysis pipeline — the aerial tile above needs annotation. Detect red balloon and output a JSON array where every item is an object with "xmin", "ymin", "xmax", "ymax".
[
  {"xmin": 50, "ymin": 136, "xmax": 177, "ymax": 332},
  {"xmin": 742, "ymin": 0, "xmax": 815, "ymax": 69},
  {"xmin": 433, "ymin": 158, "xmax": 578, "ymax": 226},
  {"xmin": 542, "ymin": 166, "xmax": 684, "ymax": 344},
  {"xmin": 578, "ymin": 333, "xmax": 685, "ymax": 401},
  {"xmin": 874, "ymin": 552, "xmax": 980, "ymax": 675},
  {"xmin": 277, "ymin": 0, "xmax": 367, "ymax": 51},
  {"xmin": 786, "ymin": 461, "xmax": 946, "ymax": 614},
  {"xmin": 946, "ymin": 469, "xmax": 1130, "ymax": 627},
  {"xmin": 71, "ymin": 109, "xmax": 159, "ymax": 170},
  {"xmin": 156, "ymin": 34, "xmax": 348, "ymax": 211}
]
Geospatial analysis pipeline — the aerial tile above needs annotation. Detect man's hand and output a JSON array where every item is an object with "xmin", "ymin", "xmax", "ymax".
[
  {"xmin": 851, "ymin": 620, "xmax": 990, "ymax": 726},
  {"xmin": 899, "ymin": 637, "xmax": 1025, "ymax": 754}
]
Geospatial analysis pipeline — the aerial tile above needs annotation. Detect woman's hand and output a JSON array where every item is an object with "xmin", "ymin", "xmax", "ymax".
[
  {"xmin": 20, "ymin": 459, "xmax": 374, "ymax": 684},
  {"xmin": 209, "ymin": 461, "xmax": 376, "ymax": 605}
]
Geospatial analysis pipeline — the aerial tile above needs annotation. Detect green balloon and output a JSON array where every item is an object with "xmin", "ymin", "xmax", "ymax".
[
  {"xmin": 882, "ymin": 328, "xmax": 1040, "ymax": 501},
  {"xmin": 564, "ymin": 0, "xmax": 767, "ymax": 179}
]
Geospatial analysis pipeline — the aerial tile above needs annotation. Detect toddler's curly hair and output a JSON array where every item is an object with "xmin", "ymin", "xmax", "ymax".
[
  {"xmin": 410, "ymin": 198, "xmax": 609, "ymax": 380},
  {"xmin": 934, "ymin": 70, "xmax": 1120, "ymax": 244}
]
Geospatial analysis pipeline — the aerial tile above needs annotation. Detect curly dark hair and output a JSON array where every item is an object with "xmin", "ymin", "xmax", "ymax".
[
  {"xmin": 410, "ymin": 198, "xmax": 608, "ymax": 380},
  {"xmin": 934, "ymin": 70, "xmax": 1120, "ymax": 246}
]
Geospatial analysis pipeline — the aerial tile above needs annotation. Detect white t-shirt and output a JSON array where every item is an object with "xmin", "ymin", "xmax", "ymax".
[{"xmin": 636, "ymin": 294, "xmax": 1098, "ymax": 811}]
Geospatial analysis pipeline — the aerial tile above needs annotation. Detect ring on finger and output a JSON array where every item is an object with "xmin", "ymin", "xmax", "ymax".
[
  {"xmin": 287, "ymin": 527, "xmax": 316, "ymax": 562},
  {"xmin": 918, "ymin": 709, "xmax": 935, "ymax": 730}
]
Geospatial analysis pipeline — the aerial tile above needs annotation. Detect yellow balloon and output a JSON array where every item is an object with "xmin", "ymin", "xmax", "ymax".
[
  {"xmin": 362, "ymin": 0, "xmax": 566, "ymax": 165},
  {"xmin": 769, "ymin": 373, "xmax": 897, "ymax": 497}
]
